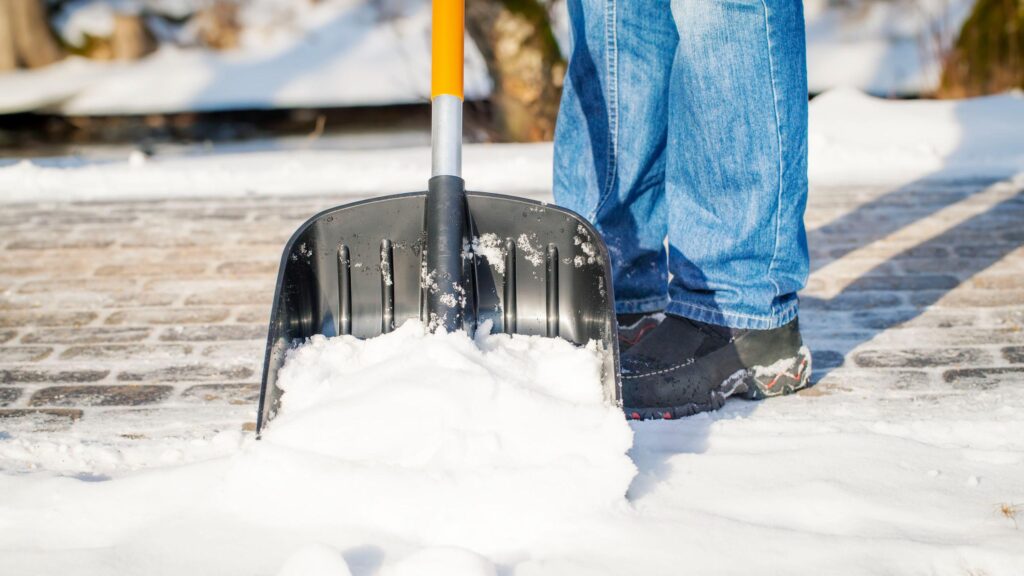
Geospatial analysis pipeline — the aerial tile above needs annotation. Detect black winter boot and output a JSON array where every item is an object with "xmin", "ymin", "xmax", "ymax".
[{"xmin": 620, "ymin": 314, "xmax": 811, "ymax": 420}]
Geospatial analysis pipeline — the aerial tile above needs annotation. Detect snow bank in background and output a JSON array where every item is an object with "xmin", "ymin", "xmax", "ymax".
[
  {"xmin": 808, "ymin": 88, "xmax": 1024, "ymax": 183},
  {"xmin": 2, "ymin": 89, "xmax": 1023, "ymax": 204},
  {"xmin": 1, "ymin": 0, "xmax": 977, "ymax": 114},
  {"xmin": 0, "ymin": 142, "xmax": 555, "ymax": 203},
  {"xmin": 0, "ymin": 0, "xmax": 490, "ymax": 115},
  {"xmin": 804, "ymin": 0, "xmax": 974, "ymax": 95}
]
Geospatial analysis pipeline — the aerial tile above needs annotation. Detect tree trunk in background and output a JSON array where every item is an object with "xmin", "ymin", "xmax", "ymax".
[
  {"xmin": 111, "ymin": 13, "xmax": 156, "ymax": 61},
  {"xmin": 939, "ymin": 0, "xmax": 1024, "ymax": 97},
  {"xmin": 0, "ymin": 1, "xmax": 17, "ymax": 72},
  {"xmin": 465, "ymin": 0, "xmax": 565, "ymax": 142},
  {"xmin": 10, "ymin": 0, "xmax": 63, "ymax": 69}
]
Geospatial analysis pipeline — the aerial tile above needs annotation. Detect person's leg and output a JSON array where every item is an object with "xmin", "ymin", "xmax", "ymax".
[
  {"xmin": 619, "ymin": 0, "xmax": 811, "ymax": 419},
  {"xmin": 553, "ymin": 0, "xmax": 677, "ymax": 316},
  {"xmin": 665, "ymin": 0, "xmax": 809, "ymax": 330}
]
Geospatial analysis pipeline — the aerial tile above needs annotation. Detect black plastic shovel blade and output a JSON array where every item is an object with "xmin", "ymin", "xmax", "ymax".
[{"xmin": 256, "ymin": 191, "xmax": 620, "ymax": 433}]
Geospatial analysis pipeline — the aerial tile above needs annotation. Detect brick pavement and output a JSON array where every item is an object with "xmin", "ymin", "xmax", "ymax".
[{"xmin": 0, "ymin": 177, "xmax": 1022, "ymax": 437}]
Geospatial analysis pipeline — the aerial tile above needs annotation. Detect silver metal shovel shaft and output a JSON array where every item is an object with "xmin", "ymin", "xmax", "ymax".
[{"xmin": 431, "ymin": 94, "xmax": 462, "ymax": 177}]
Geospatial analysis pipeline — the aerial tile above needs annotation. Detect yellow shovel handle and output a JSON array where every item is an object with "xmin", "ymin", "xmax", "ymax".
[{"xmin": 431, "ymin": 0, "xmax": 464, "ymax": 100}]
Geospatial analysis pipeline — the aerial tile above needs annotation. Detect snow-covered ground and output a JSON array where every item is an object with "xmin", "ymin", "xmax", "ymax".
[
  {"xmin": 1, "ymin": 88, "xmax": 1022, "ymax": 204},
  {"xmin": 3, "ymin": 322, "xmax": 1023, "ymax": 575},
  {"xmin": 0, "ymin": 0, "xmax": 975, "ymax": 115},
  {"xmin": 2, "ymin": 89, "xmax": 1024, "ymax": 575}
]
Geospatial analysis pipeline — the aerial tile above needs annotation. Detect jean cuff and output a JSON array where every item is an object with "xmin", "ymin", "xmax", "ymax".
[
  {"xmin": 666, "ymin": 298, "xmax": 799, "ymax": 330},
  {"xmin": 614, "ymin": 295, "xmax": 670, "ymax": 315}
]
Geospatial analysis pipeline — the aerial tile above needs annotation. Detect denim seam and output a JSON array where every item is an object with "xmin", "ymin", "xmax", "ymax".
[
  {"xmin": 760, "ymin": 0, "xmax": 785, "ymax": 306},
  {"xmin": 615, "ymin": 295, "xmax": 669, "ymax": 313},
  {"xmin": 590, "ymin": 0, "xmax": 618, "ymax": 222},
  {"xmin": 668, "ymin": 299, "xmax": 798, "ymax": 327}
]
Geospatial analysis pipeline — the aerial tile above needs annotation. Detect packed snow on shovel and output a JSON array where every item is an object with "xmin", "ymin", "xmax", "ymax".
[{"xmin": 0, "ymin": 321, "xmax": 634, "ymax": 576}]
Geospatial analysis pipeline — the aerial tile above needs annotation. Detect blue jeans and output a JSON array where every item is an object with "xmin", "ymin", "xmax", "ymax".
[{"xmin": 553, "ymin": 0, "xmax": 809, "ymax": 330}]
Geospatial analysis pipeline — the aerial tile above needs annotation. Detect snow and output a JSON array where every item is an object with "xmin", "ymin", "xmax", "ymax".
[
  {"xmin": 0, "ymin": 0, "xmax": 978, "ymax": 115},
  {"xmin": 2, "ymin": 324, "xmax": 1023, "ymax": 574},
  {"xmin": 53, "ymin": 0, "xmax": 119, "ymax": 46},
  {"xmin": 804, "ymin": 0, "xmax": 976, "ymax": 95},
  {"xmin": 2, "ymin": 89, "xmax": 1024, "ymax": 574},
  {"xmin": 2, "ymin": 89, "xmax": 1022, "ymax": 205},
  {"xmin": 0, "ymin": 0, "xmax": 491, "ymax": 115},
  {"xmin": 808, "ymin": 88, "xmax": 1024, "ymax": 183},
  {"xmin": 0, "ymin": 322, "xmax": 641, "ymax": 575}
]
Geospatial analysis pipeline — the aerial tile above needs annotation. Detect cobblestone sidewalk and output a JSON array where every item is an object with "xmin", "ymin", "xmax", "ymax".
[{"xmin": 1, "ymin": 177, "xmax": 1022, "ymax": 438}]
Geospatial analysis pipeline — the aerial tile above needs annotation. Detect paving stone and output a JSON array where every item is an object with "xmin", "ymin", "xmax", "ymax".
[
  {"xmin": 0, "ymin": 311, "xmax": 98, "ymax": 328},
  {"xmin": 21, "ymin": 326, "xmax": 151, "ymax": 344},
  {"xmin": 1003, "ymin": 347, "xmax": 1024, "ymax": 363},
  {"xmin": 847, "ymin": 309, "xmax": 977, "ymax": 330},
  {"xmin": 815, "ymin": 368, "xmax": 933, "ymax": 390},
  {"xmin": 0, "ymin": 296, "xmax": 44, "ymax": 310},
  {"xmin": 184, "ymin": 289, "xmax": 273, "ymax": 307},
  {"xmin": 942, "ymin": 367, "xmax": 1024, "ymax": 390},
  {"xmin": 29, "ymin": 385, "xmax": 174, "ymax": 407},
  {"xmin": 181, "ymin": 383, "xmax": 260, "ymax": 405},
  {"xmin": 0, "ymin": 347, "xmax": 53, "ymax": 362},
  {"xmin": 865, "ymin": 327, "xmax": 1024, "ymax": 348},
  {"xmin": 215, "ymin": 261, "xmax": 278, "ymax": 275},
  {"xmin": 800, "ymin": 292, "xmax": 904, "ymax": 311},
  {"xmin": 812, "ymin": 350, "xmax": 847, "ymax": 371},
  {"xmin": 117, "ymin": 364, "xmax": 255, "ymax": 382},
  {"xmin": 898, "ymin": 258, "xmax": 1006, "ymax": 275},
  {"xmin": 0, "ymin": 388, "xmax": 21, "ymax": 406},
  {"xmin": 105, "ymin": 308, "xmax": 230, "ymax": 325},
  {"xmin": 0, "ymin": 408, "xmax": 83, "ymax": 423},
  {"xmin": 911, "ymin": 289, "xmax": 1024, "ymax": 308},
  {"xmin": 60, "ymin": 344, "xmax": 193, "ymax": 361},
  {"xmin": 94, "ymin": 262, "xmax": 209, "ymax": 277},
  {"xmin": 841, "ymin": 275, "xmax": 960, "ymax": 292},
  {"xmin": 200, "ymin": 342, "xmax": 262, "ymax": 361},
  {"xmin": 969, "ymin": 275, "xmax": 1024, "ymax": 290},
  {"xmin": 0, "ymin": 262, "xmax": 95, "ymax": 277},
  {"xmin": 854, "ymin": 348, "xmax": 989, "ymax": 368},
  {"xmin": 6, "ymin": 239, "xmax": 115, "ymax": 250},
  {"xmin": 0, "ymin": 368, "xmax": 109, "ymax": 384},
  {"xmin": 159, "ymin": 324, "xmax": 266, "ymax": 342},
  {"xmin": 17, "ymin": 278, "xmax": 135, "ymax": 295},
  {"xmin": 953, "ymin": 244, "xmax": 1022, "ymax": 259},
  {"xmin": 234, "ymin": 307, "xmax": 270, "ymax": 323}
]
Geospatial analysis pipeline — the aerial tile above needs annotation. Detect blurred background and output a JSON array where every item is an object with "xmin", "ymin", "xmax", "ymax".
[{"xmin": 0, "ymin": 0, "xmax": 1020, "ymax": 155}]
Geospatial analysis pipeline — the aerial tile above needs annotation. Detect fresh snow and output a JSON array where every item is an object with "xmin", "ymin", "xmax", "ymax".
[
  {"xmin": 2, "ymin": 89, "xmax": 1022, "ymax": 204},
  {"xmin": 2, "ymin": 322, "xmax": 1023, "ymax": 575}
]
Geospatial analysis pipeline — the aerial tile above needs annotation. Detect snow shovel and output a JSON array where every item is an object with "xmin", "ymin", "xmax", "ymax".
[{"xmin": 255, "ymin": 0, "xmax": 620, "ymax": 433}]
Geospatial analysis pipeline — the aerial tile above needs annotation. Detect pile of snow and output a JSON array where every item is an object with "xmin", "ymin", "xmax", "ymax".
[
  {"xmin": 258, "ymin": 321, "xmax": 634, "ymax": 549},
  {"xmin": 0, "ymin": 322, "xmax": 635, "ymax": 575},
  {"xmin": 2, "ymin": 89, "xmax": 1022, "ymax": 204}
]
